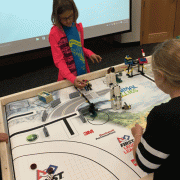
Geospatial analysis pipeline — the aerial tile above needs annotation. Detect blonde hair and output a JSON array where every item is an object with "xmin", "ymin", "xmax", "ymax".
[
  {"xmin": 152, "ymin": 39, "xmax": 180, "ymax": 87},
  {"xmin": 51, "ymin": 0, "xmax": 79, "ymax": 29}
]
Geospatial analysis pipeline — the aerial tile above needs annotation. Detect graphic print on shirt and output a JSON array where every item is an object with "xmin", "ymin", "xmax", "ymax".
[
  {"xmin": 63, "ymin": 23, "xmax": 86, "ymax": 76},
  {"xmin": 69, "ymin": 39, "xmax": 86, "ymax": 72}
]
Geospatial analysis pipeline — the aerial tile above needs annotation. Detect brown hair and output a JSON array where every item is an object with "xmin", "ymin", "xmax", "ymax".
[
  {"xmin": 51, "ymin": 0, "xmax": 79, "ymax": 29},
  {"xmin": 152, "ymin": 39, "xmax": 180, "ymax": 87}
]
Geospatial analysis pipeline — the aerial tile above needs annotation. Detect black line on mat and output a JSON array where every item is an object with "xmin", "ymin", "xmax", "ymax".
[
  {"xmin": 13, "ymin": 140, "xmax": 142, "ymax": 179},
  {"xmin": 142, "ymin": 74, "xmax": 155, "ymax": 83},
  {"xmin": 14, "ymin": 152, "xmax": 120, "ymax": 179},
  {"xmin": 9, "ymin": 113, "xmax": 77, "ymax": 138},
  {"xmin": 7, "ymin": 112, "xmax": 33, "ymax": 122},
  {"xmin": 63, "ymin": 118, "xmax": 74, "ymax": 135}
]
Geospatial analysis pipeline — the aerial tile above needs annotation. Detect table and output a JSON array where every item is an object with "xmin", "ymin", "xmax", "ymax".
[{"xmin": 0, "ymin": 56, "xmax": 167, "ymax": 180}]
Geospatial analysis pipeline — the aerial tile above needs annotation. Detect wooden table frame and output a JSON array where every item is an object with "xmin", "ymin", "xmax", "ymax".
[{"xmin": 0, "ymin": 56, "xmax": 153, "ymax": 180}]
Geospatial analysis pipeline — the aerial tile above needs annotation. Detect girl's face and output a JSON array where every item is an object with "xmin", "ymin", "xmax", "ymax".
[{"xmin": 59, "ymin": 10, "xmax": 74, "ymax": 27}]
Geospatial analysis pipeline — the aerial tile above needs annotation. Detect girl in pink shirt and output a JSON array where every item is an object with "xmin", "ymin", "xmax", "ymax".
[{"xmin": 49, "ymin": 0, "xmax": 102, "ymax": 88}]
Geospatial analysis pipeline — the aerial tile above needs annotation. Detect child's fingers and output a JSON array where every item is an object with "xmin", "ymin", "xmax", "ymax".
[
  {"xmin": 94, "ymin": 56, "xmax": 99, "ymax": 63},
  {"xmin": 77, "ymin": 80, "xmax": 86, "ymax": 88},
  {"xmin": 78, "ymin": 85, "xmax": 85, "ymax": 89},
  {"xmin": 98, "ymin": 55, "xmax": 102, "ymax": 62},
  {"xmin": 78, "ymin": 84, "xmax": 86, "ymax": 89},
  {"xmin": 78, "ymin": 79, "xmax": 85, "ymax": 85},
  {"xmin": 90, "ymin": 57, "xmax": 95, "ymax": 63},
  {"xmin": 96, "ymin": 55, "xmax": 102, "ymax": 63},
  {"xmin": 96, "ymin": 58, "xmax": 100, "ymax": 63}
]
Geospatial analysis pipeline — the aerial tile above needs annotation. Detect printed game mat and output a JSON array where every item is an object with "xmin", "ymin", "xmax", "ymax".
[{"xmin": 5, "ymin": 67, "xmax": 170, "ymax": 180}]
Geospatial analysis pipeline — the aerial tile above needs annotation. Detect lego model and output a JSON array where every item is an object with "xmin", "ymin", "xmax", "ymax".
[
  {"xmin": 88, "ymin": 103, "xmax": 98, "ymax": 117},
  {"xmin": 124, "ymin": 50, "xmax": 148, "ymax": 77},
  {"xmin": 124, "ymin": 55, "xmax": 133, "ymax": 65},
  {"xmin": 42, "ymin": 110, "xmax": 48, "ymax": 122},
  {"xmin": 75, "ymin": 86, "xmax": 98, "ymax": 118},
  {"xmin": 116, "ymin": 72, "xmax": 123, "ymax": 83},
  {"xmin": 51, "ymin": 98, "xmax": 61, "ymax": 108},
  {"xmin": 43, "ymin": 125, "xmax": 49, "ymax": 137},
  {"xmin": 110, "ymin": 85, "xmax": 122, "ymax": 110},
  {"xmin": 124, "ymin": 55, "xmax": 138, "ymax": 78},
  {"xmin": 106, "ymin": 67, "xmax": 116, "ymax": 86},
  {"xmin": 69, "ymin": 91, "xmax": 80, "ymax": 99},
  {"xmin": 82, "ymin": 80, "xmax": 92, "ymax": 91},
  {"xmin": 138, "ymin": 49, "xmax": 148, "ymax": 75},
  {"xmin": 78, "ymin": 110, "xmax": 86, "ymax": 123},
  {"xmin": 122, "ymin": 102, "xmax": 131, "ymax": 110},
  {"xmin": 38, "ymin": 91, "xmax": 53, "ymax": 103}
]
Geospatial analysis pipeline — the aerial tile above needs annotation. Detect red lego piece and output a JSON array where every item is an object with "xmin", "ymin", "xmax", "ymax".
[{"xmin": 138, "ymin": 58, "xmax": 148, "ymax": 65}]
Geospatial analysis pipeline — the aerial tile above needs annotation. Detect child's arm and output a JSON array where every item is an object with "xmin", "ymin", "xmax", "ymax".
[
  {"xmin": 0, "ymin": 133, "xmax": 8, "ymax": 144},
  {"xmin": 83, "ymin": 45, "xmax": 102, "ymax": 64},
  {"xmin": 49, "ymin": 34, "xmax": 76, "ymax": 84},
  {"xmin": 131, "ymin": 108, "xmax": 170, "ymax": 173},
  {"xmin": 83, "ymin": 47, "xmax": 95, "ymax": 59},
  {"xmin": 131, "ymin": 124, "xmax": 143, "ymax": 161}
]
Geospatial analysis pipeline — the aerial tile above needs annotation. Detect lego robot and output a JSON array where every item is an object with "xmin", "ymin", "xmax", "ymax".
[
  {"xmin": 138, "ymin": 49, "xmax": 148, "ymax": 75},
  {"xmin": 110, "ymin": 85, "xmax": 122, "ymax": 110},
  {"xmin": 124, "ymin": 55, "xmax": 138, "ymax": 78},
  {"xmin": 82, "ymin": 80, "xmax": 92, "ymax": 91}
]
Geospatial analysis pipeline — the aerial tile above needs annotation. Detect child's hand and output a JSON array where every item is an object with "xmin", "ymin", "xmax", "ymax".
[
  {"xmin": 0, "ymin": 133, "xmax": 9, "ymax": 144},
  {"xmin": 131, "ymin": 124, "xmax": 144, "ymax": 138},
  {"xmin": 74, "ymin": 78, "xmax": 86, "ymax": 89},
  {"xmin": 90, "ymin": 54, "xmax": 102, "ymax": 63}
]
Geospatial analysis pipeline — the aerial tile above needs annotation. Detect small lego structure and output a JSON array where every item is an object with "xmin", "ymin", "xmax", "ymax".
[
  {"xmin": 42, "ymin": 110, "xmax": 48, "ymax": 122},
  {"xmin": 107, "ymin": 67, "xmax": 115, "ymax": 74},
  {"xmin": 51, "ymin": 98, "xmax": 61, "ymax": 108},
  {"xmin": 110, "ymin": 85, "xmax": 122, "ymax": 110},
  {"xmin": 106, "ymin": 67, "xmax": 116, "ymax": 86},
  {"xmin": 43, "ymin": 125, "xmax": 49, "ymax": 137},
  {"xmin": 82, "ymin": 80, "xmax": 92, "ymax": 91},
  {"xmin": 116, "ymin": 72, "xmax": 123, "ymax": 83},
  {"xmin": 138, "ymin": 49, "xmax": 148, "ymax": 75},
  {"xmin": 78, "ymin": 110, "xmax": 86, "ymax": 123},
  {"xmin": 124, "ymin": 55, "xmax": 135, "ymax": 78},
  {"xmin": 74, "ymin": 86, "xmax": 98, "ymax": 118},
  {"xmin": 124, "ymin": 52, "xmax": 148, "ymax": 78},
  {"xmin": 38, "ymin": 91, "xmax": 53, "ymax": 104},
  {"xmin": 122, "ymin": 102, "xmax": 131, "ymax": 110},
  {"xmin": 69, "ymin": 91, "xmax": 80, "ymax": 99},
  {"xmin": 124, "ymin": 55, "xmax": 133, "ymax": 65},
  {"xmin": 88, "ymin": 103, "xmax": 98, "ymax": 117}
]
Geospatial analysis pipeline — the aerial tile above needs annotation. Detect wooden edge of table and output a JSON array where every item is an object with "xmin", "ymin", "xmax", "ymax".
[
  {"xmin": 0, "ymin": 101, "xmax": 13, "ymax": 180},
  {"xmin": 0, "ymin": 55, "xmax": 152, "ymax": 106},
  {"xmin": 140, "ymin": 173, "xmax": 154, "ymax": 180},
  {"xmin": 0, "ymin": 56, "xmax": 153, "ymax": 180}
]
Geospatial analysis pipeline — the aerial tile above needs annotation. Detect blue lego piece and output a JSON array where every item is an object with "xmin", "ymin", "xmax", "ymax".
[
  {"xmin": 124, "ymin": 55, "xmax": 133, "ymax": 65},
  {"xmin": 38, "ymin": 91, "xmax": 53, "ymax": 104},
  {"xmin": 140, "ymin": 58, "xmax": 147, "ymax": 62}
]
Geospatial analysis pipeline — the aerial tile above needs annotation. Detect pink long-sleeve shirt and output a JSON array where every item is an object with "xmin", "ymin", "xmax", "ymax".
[{"xmin": 49, "ymin": 23, "xmax": 95, "ymax": 84}]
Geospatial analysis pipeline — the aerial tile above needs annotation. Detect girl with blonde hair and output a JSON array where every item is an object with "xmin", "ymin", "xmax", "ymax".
[{"xmin": 131, "ymin": 39, "xmax": 180, "ymax": 179}]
